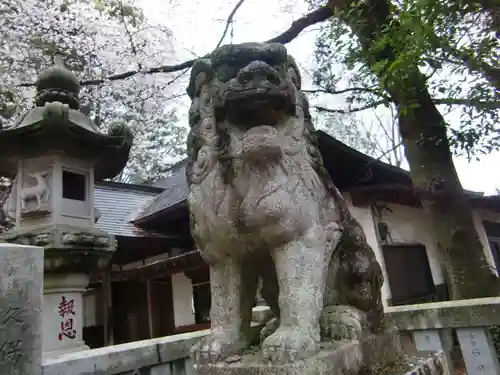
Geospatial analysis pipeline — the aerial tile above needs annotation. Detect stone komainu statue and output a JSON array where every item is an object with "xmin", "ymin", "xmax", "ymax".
[{"xmin": 186, "ymin": 42, "xmax": 384, "ymax": 364}]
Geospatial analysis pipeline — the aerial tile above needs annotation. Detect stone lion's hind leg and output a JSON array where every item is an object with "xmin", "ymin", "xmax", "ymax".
[
  {"xmin": 190, "ymin": 257, "xmax": 248, "ymax": 364},
  {"xmin": 320, "ymin": 242, "xmax": 366, "ymax": 342},
  {"xmin": 321, "ymin": 221, "xmax": 385, "ymax": 340},
  {"xmin": 261, "ymin": 226, "xmax": 324, "ymax": 364}
]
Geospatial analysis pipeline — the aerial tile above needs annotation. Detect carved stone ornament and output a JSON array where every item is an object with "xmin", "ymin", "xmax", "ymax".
[
  {"xmin": 20, "ymin": 171, "xmax": 51, "ymax": 213},
  {"xmin": 186, "ymin": 42, "xmax": 385, "ymax": 365},
  {"xmin": 61, "ymin": 232, "xmax": 110, "ymax": 247},
  {"xmin": 9, "ymin": 232, "xmax": 52, "ymax": 247}
]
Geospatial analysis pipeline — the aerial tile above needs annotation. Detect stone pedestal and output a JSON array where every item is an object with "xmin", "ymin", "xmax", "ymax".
[
  {"xmin": 2, "ymin": 225, "xmax": 116, "ymax": 358},
  {"xmin": 42, "ymin": 273, "xmax": 90, "ymax": 357},
  {"xmin": 0, "ymin": 243, "xmax": 43, "ymax": 375},
  {"xmin": 194, "ymin": 329, "xmax": 403, "ymax": 375}
]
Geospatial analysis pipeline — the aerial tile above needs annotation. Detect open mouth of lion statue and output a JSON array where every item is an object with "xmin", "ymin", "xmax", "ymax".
[
  {"xmin": 223, "ymin": 82, "xmax": 293, "ymax": 129},
  {"xmin": 223, "ymin": 86, "xmax": 293, "ymax": 159},
  {"xmin": 221, "ymin": 57, "xmax": 295, "ymax": 125},
  {"xmin": 210, "ymin": 44, "xmax": 298, "ymax": 159}
]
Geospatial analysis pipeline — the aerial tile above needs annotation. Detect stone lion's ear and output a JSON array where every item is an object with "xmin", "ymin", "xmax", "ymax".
[
  {"xmin": 286, "ymin": 55, "xmax": 302, "ymax": 89},
  {"xmin": 187, "ymin": 59, "xmax": 214, "ymax": 99}
]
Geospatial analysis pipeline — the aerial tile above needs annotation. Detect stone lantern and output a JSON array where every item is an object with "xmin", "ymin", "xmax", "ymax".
[{"xmin": 0, "ymin": 62, "xmax": 133, "ymax": 357}]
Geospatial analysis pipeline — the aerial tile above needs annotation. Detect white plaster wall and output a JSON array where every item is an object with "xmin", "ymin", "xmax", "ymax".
[
  {"xmin": 373, "ymin": 203, "xmax": 445, "ymax": 287},
  {"xmin": 83, "ymin": 291, "xmax": 96, "ymax": 327},
  {"xmin": 355, "ymin": 202, "xmax": 500, "ymax": 301},
  {"xmin": 344, "ymin": 195, "xmax": 392, "ymax": 308},
  {"xmin": 171, "ymin": 273, "xmax": 195, "ymax": 327},
  {"xmin": 474, "ymin": 209, "xmax": 500, "ymax": 276}
]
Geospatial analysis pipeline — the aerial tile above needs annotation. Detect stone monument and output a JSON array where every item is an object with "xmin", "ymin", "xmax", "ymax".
[
  {"xmin": 185, "ymin": 42, "xmax": 399, "ymax": 374},
  {"xmin": 0, "ymin": 60, "xmax": 133, "ymax": 357},
  {"xmin": 0, "ymin": 243, "xmax": 43, "ymax": 375}
]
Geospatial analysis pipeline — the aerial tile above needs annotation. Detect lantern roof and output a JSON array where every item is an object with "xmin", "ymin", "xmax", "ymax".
[{"xmin": 0, "ymin": 62, "xmax": 133, "ymax": 180}]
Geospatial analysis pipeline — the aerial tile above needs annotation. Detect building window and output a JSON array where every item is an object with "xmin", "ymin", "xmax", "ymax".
[
  {"xmin": 62, "ymin": 170, "xmax": 86, "ymax": 201},
  {"xmin": 382, "ymin": 244, "xmax": 437, "ymax": 306}
]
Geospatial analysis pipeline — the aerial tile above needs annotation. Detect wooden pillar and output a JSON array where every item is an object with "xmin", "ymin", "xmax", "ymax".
[
  {"xmin": 146, "ymin": 279, "xmax": 154, "ymax": 338},
  {"xmin": 102, "ymin": 268, "xmax": 113, "ymax": 346}
]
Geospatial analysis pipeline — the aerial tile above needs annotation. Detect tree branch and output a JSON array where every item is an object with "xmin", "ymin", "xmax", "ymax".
[
  {"xmin": 118, "ymin": 0, "xmax": 142, "ymax": 70},
  {"xmin": 266, "ymin": 6, "xmax": 333, "ymax": 44},
  {"xmin": 314, "ymin": 96, "xmax": 500, "ymax": 115},
  {"xmin": 305, "ymin": 87, "xmax": 500, "ymax": 109},
  {"xmin": 434, "ymin": 98, "xmax": 500, "ymax": 109},
  {"xmin": 449, "ymin": 48, "xmax": 500, "ymax": 91},
  {"xmin": 215, "ymin": 0, "xmax": 246, "ymax": 49},
  {"xmin": 303, "ymin": 87, "xmax": 389, "ymax": 99},
  {"xmin": 18, "ymin": 6, "xmax": 334, "ymax": 87},
  {"xmin": 314, "ymin": 100, "xmax": 387, "ymax": 114}
]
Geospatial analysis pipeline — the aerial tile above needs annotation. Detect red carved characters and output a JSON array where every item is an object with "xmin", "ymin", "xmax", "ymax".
[{"xmin": 57, "ymin": 296, "xmax": 76, "ymax": 341}]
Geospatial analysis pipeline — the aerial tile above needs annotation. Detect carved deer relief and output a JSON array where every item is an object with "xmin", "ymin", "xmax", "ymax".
[{"xmin": 20, "ymin": 171, "xmax": 51, "ymax": 211}]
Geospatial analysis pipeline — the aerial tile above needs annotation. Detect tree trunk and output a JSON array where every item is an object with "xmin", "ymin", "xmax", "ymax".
[
  {"xmin": 329, "ymin": 0, "xmax": 500, "ymax": 299},
  {"xmin": 397, "ymin": 93, "xmax": 500, "ymax": 299}
]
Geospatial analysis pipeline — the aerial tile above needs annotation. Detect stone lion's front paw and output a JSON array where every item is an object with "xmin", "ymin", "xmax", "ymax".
[
  {"xmin": 261, "ymin": 326, "xmax": 318, "ymax": 364},
  {"xmin": 190, "ymin": 331, "xmax": 246, "ymax": 364},
  {"xmin": 320, "ymin": 305, "xmax": 366, "ymax": 341}
]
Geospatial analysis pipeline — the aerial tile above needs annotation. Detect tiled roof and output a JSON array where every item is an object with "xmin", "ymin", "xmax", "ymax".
[
  {"xmin": 133, "ymin": 160, "xmax": 189, "ymax": 220},
  {"xmin": 94, "ymin": 181, "xmax": 163, "ymax": 237}
]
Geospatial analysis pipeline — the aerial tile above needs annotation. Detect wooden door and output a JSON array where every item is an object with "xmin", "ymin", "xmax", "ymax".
[{"xmin": 382, "ymin": 244, "xmax": 437, "ymax": 306}]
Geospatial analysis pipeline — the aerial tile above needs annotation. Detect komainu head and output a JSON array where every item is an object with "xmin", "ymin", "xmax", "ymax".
[
  {"xmin": 186, "ymin": 42, "xmax": 320, "ymax": 185},
  {"xmin": 187, "ymin": 42, "xmax": 304, "ymax": 126}
]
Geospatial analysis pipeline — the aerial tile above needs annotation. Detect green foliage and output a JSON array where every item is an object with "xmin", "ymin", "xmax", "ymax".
[
  {"xmin": 489, "ymin": 326, "xmax": 500, "ymax": 359},
  {"xmin": 309, "ymin": 0, "xmax": 500, "ymax": 158},
  {"xmin": 93, "ymin": 0, "xmax": 145, "ymax": 27}
]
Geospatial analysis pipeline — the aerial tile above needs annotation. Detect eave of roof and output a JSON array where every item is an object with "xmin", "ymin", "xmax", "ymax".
[
  {"xmin": 95, "ymin": 180, "xmax": 165, "ymax": 194},
  {"xmin": 132, "ymin": 131, "xmax": 411, "ymax": 225},
  {"xmin": 350, "ymin": 183, "xmax": 500, "ymax": 212},
  {"xmin": 131, "ymin": 130, "xmax": 496, "ymax": 226}
]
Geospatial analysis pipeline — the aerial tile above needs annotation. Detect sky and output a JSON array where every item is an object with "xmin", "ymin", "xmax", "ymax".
[{"xmin": 139, "ymin": 0, "xmax": 500, "ymax": 194}]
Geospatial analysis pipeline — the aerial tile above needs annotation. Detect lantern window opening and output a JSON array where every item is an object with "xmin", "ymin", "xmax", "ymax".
[{"xmin": 62, "ymin": 170, "xmax": 86, "ymax": 202}]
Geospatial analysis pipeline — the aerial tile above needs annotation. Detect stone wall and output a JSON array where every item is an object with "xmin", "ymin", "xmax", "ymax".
[
  {"xmin": 386, "ymin": 297, "xmax": 500, "ymax": 375},
  {"xmin": 1, "ymin": 243, "xmax": 449, "ymax": 375},
  {"xmin": 41, "ymin": 330, "xmax": 203, "ymax": 375}
]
